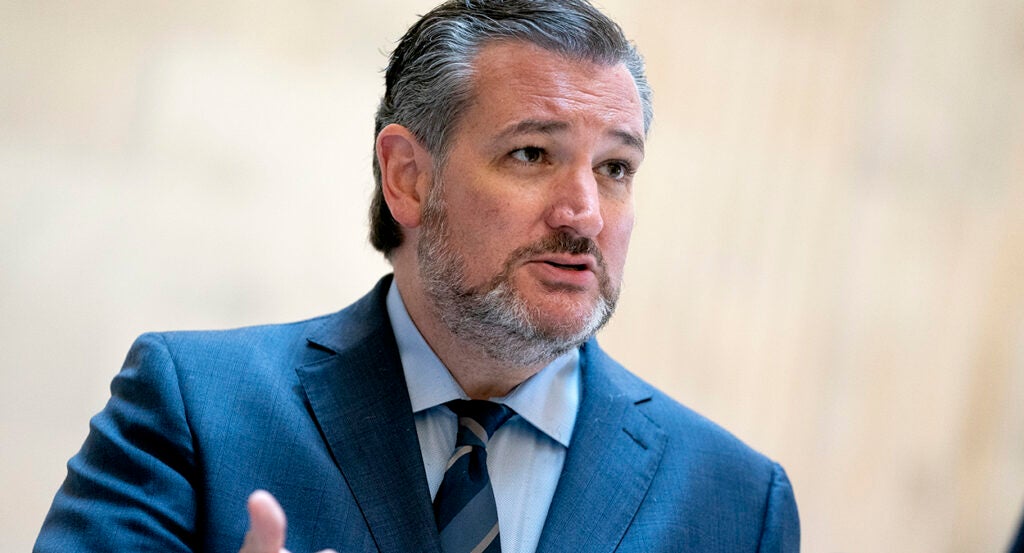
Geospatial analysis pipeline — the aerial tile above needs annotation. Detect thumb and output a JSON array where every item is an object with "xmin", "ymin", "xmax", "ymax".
[{"xmin": 240, "ymin": 490, "xmax": 288, "ymax": 553}]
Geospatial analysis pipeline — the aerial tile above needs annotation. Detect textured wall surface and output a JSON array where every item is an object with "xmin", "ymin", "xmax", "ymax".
[{"xmin": 2, "ymin": 1, "xmax": 1022, "ymax": 551}]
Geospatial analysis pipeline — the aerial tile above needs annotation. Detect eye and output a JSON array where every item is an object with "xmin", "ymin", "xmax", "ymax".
[
  {"xmin": 510, "ymin": 146, "xmax": 545, "ymax": 164},
  {"xmin": 597, "ymin": 160, "xmax": 635, "ymax": 181}
]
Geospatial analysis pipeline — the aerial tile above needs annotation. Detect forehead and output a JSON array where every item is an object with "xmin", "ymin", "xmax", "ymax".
[{"xmin": 461, "ymin": 41, "xmax": 644, "ymax": 139}]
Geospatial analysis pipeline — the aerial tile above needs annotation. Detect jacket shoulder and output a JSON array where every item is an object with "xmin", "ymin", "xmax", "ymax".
[
  {"xmin": 137, "ymin": 312, "xmax": 334, "ymax": 366},
  {"xmin": 140, "ymin": 275, "xmax": 393, "ymax": 371}
]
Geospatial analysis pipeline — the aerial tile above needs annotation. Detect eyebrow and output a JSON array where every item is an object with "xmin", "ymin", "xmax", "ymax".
[
  {"xmin": 493, "ymin": 119, "xmax": 645, "ymax": 155},
  {"xmin": 494, "ymin": 119, "xmax": 569, "ymax": 140},
  {"xmin": 611, "ymin": 129, "xmax": 646, "ymax": 156}
]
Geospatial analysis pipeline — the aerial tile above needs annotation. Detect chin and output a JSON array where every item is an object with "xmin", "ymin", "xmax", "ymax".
[{"xmin": 531, "ymin": 301, "xmax": 609, "ymax": 339}]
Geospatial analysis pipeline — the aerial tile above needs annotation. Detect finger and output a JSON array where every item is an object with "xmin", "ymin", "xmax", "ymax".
[{"xmin": 240, "ymin": 490, "xmax": 287, "ymax": 553}]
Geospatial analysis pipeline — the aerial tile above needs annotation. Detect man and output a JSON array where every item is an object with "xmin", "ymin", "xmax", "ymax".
[{"xmin": 35, "ymin": 1, "xmax": 799, "ymax": 552}]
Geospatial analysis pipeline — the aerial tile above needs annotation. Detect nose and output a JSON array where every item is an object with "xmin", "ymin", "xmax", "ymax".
[{"xmin": 544, "ymin": 165, "xmax": 604, "ymax": 238}]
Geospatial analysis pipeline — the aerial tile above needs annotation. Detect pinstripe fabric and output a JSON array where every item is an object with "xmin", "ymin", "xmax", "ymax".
[{"xmin": 434, "ymin": 400, "xmax": 514, "ymax": 553}]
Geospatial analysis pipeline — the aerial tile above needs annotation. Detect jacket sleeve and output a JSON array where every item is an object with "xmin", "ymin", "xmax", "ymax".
[
  {"xmin": 757, "ymin": 462, "xmax": 800, "ymax": 553},
  {"xmin": 34, "ymin": 333, "xmax": 198, "ymax": 553}
]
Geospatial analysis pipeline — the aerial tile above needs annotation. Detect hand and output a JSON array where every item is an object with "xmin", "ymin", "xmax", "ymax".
[{"xmin": 239, "ymin": 490, "xmax": 337, "ymax": 553}]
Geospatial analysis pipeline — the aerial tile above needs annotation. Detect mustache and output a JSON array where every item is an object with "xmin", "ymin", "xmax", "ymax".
[
  {"xmin": 509, "ymin": 231, "xmax": 605, "ymax": 269},
  {"xmin": 466, "ymin": 230, "xmax": 613, "ymax": 299},
  {"xmin": 465, "ymin": 228, "xmax": 619, "ymax": 317}
]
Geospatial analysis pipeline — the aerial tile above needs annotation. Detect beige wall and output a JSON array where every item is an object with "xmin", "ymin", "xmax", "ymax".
[{"xmin": 3, "ymin": 1, "xmax": 1022, "ymax": 551}]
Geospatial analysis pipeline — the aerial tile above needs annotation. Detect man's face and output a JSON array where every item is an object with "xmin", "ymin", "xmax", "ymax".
[{"xmin": 417, "ymin": 41, "xmax": 645, "ymax": 365}]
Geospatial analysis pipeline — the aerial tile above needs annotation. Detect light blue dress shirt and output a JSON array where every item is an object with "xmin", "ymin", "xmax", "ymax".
[{"xmin": 386, "ymin": 282, "xmax": 580, "ymax": 553}]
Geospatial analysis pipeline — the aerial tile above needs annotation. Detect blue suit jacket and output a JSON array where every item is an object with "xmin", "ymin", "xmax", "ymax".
[
  {"xmin": 35, "ymin": 276, "xmax": 799, "ymax": 552},
  {"xmin": 1010, "ymin": 512, "xmax": 1024, "ymax": 553}
]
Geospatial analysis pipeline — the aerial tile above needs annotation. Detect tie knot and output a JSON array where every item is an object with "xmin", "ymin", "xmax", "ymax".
[{"xmin": 447, "ymin": 400, "xmax": 514, "ymax": 448}]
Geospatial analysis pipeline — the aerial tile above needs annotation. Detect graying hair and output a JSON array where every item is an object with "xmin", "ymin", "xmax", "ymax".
[{"xmin": 369, "ymin": 0, "xmax": 654, "ymax": 258}]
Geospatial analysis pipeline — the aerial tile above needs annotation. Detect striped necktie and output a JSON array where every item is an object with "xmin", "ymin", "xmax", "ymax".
[{"xmin": 434, "ymin": 400, "xmax": 514, "ymax": 553}]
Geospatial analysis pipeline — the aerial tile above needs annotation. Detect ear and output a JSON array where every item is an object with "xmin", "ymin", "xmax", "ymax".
[{"xmin": 376, "ymin": 123, "xmax": 433, "ymax": 229}]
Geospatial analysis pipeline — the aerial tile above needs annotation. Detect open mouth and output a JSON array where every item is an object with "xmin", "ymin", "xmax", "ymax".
[{"xmin": 544, "ymin": 261, "xmax": 588, "ymax": 271}]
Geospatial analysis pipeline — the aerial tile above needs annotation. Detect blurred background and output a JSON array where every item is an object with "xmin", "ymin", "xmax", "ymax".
[{"xmin": 2, "ymin": 0, "xmax": 1023, "ymax": 551}]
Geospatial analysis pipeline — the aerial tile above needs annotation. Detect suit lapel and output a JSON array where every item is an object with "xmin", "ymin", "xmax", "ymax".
[
  {"xmin": 296, "ymin": 277, "xmax": 442, "ymax": 553},
  {"xmin": 536, "ymin": 341, "xmax": 667, "ymax": 553}
]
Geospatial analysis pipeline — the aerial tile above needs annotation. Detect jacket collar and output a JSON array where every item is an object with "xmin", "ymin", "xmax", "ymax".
[
  {"xmin": 536, "ymin": 339, "xmax": 667, "ymax": 553},
  {"xmin": 298, "ymin": 275, "xmax": 442, "ymax": 553}
]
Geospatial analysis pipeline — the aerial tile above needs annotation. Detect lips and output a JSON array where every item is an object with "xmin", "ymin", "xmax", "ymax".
[{"xmin": 535, "ymin": 254, "xmax": 596, "ymax": 273}]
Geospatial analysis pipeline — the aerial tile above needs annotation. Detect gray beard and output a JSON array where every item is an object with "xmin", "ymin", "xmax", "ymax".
[{"xmin": 416, "ymin": 182, "xmax": 618, "ymax": 368}]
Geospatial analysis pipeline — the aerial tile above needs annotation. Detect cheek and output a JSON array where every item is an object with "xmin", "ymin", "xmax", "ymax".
[
  {"xmin": 462, "ymin": 197, "xmax": 517, "ymax": 246},
  {"xmin": 444, "ymin": 196, "xmax": 521, "ymax": 274},
  {"xmin": 457, "ymin": 188, "xmax": 539, "ymax": 245},
  {"xmin": 601, "ymin": 205, "xmax": 635, "ymax": 270}
]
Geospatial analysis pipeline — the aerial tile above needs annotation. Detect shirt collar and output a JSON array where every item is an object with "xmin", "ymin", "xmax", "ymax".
[{"xmin": 386, "ymin": 280, "xmax": 579, "ymax": 447}]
